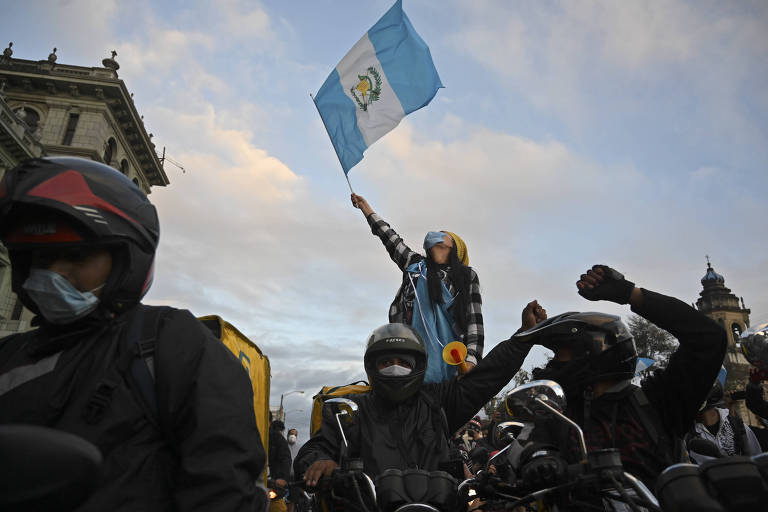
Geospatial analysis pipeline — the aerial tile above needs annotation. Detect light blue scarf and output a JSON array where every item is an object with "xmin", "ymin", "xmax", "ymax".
[{"xmin": 407, "ymin": 260, "xmax": 458, "ymax": 383}]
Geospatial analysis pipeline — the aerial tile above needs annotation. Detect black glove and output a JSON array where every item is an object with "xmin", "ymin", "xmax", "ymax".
[{"xmin": 578, "ymin": 265, "xmax": 635, "ymax": 304}]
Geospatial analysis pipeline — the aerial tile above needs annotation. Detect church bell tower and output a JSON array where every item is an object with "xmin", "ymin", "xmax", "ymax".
[{"xmin": 695, "ymin": 257, "xmax": 758, "ymax": 426}]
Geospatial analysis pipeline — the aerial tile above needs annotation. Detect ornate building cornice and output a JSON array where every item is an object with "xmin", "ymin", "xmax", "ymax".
[{"xmin": 0, "ymin": 56, "xmax": 168, "ymax": 187}]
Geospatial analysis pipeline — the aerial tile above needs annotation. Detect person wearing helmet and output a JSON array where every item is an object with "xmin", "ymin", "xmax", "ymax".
[
  {"xmin": 350, "ymin": 193, "xmax": 483, "ymax": 383},
  {"xmin": 687, "ymin": 380, "xmax": 762, "ymax": 463},
  {"xmin": 741, "ymin": 323, "xmax": 768, "ymax": 421},
  {"xmin": 296, "ymin": 301, "xmax": 546, "ymax": 486},
  {"xmin": 515, "ymin": 264, "xmax": 727, "ymax": 490},
  {"xmin": 0, "ymin": 158, "xmax": 266, "ymax": 511}
]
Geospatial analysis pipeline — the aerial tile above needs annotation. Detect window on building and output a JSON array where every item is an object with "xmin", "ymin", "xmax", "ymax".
[
  {"xmin": 103, "ymin": 137, "xmax": 117, "ymax": 165},
  {"xmin": 732, "ymin": 323, "xmax": 743, "ymax": 345},
  {"xmin": 132, "ymin": 177, "xmax": 139, "ymax": 187},
  {"xmin": 61, "ymin": 113, "xmax": 80, "ymax": 145},
  {"xmin": 120, "ymin": 159, "xmax": 129, "ymax": 175}
]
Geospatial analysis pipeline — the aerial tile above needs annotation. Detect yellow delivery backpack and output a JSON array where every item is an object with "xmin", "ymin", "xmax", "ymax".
[
  {"xmin": 309, "ymin": 381, "xmax": 370, "ymax": 436},
  {"xmin": 199, "ymin": 315, "xmax": 271, "ymax": 482}
]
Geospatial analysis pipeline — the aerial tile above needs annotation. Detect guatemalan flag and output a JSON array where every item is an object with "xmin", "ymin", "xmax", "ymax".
[{"xmin": 314, "ymin": 0, "xmax": 443, "ymax": 174}]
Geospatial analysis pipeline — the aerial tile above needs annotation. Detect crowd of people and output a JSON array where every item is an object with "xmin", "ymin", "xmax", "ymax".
[{"xmin": 0, "ymin": 156, "xmax": 766, "ymax": 511}]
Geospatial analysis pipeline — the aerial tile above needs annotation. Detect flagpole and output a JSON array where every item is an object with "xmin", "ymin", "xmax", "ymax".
[{"xmin": 310, "ymin": 93, "xmax": 355, "ymax": 194}]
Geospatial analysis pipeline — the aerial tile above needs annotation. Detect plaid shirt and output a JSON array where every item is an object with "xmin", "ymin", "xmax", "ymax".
[{"xmin": 367, "ymin": 213, "xmax": 484, "ymax": 364}]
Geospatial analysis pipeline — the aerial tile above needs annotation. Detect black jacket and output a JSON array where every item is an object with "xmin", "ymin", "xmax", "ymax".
[
  {"xmin": 269, "ymin": 429, "xmax": 292, "ymax": 481},
  {"xmin": 746, "ymin": 381, "xmax": 768, "ymax": 419},
  {"xmin": 0, "ymin": 305, "xmax": 266, "ymax": 511},
  {"xmin": 295, "ymin": 339, "xmax": 531, "ymax": 477},
  {"xmin": 535, "ymin": 289, "xmax": 727, "ymax": 489}
]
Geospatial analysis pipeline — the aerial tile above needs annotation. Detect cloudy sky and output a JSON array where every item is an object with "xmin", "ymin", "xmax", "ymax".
[{"xmin": 3, "ymin": 0, "xmax": 767, "ymax": 441}]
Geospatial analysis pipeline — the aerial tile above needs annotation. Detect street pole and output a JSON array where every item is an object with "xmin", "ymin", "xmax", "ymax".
[{"xmin": 279, "ymin": 390, "xmax": 304, "ymax": 423}]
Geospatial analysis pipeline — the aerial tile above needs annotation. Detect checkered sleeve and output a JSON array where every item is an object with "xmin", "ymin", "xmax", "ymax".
[
  {"xmin": 366, "ymin": 213, "xmax": 421, "ymax": 271},
  {"xmin": 464, "ymin": 268, "xmax": 484, "ymax": 364}
]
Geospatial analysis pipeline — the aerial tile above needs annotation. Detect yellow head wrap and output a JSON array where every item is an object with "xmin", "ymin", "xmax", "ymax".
[{"xmin": 444, "ymin": 231, "xmax": 469, "ymax": 266}]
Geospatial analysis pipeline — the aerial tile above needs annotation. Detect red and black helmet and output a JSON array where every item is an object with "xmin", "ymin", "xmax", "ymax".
[{"xmin": 0, "ymin": 157, "xmax": 159, "ymax": 315}]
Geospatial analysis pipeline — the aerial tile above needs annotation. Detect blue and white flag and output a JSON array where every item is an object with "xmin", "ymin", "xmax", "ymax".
[{"xmin": 314, "ymin": 0, "xmax": 443, "ymax": 174}]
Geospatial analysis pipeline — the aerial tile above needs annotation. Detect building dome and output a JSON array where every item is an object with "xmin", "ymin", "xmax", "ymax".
[{"xmin": 702, "ymin": 262, "xmax": 725, "ymax": 286}]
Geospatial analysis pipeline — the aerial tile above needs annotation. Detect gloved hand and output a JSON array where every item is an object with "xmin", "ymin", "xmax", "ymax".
[
  {"xmin": 577, "ymin": 264, "xmax": 635, "ymax": 304},
  {"xmin": 749, "ymin": 367, "xmax": 768, "ymax": 383}
]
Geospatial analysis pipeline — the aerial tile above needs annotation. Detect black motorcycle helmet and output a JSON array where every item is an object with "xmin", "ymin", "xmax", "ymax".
[
  {"xmin": 0, "ymin": 157, "xmax": 159, "ymax": 316},
  {"xmin": 515, "ymin": 311, "xmax": 637, "ymax": 389},
  {"xmin": 364, "ymin": 323, "xmax": 427, "ymax": 404}
]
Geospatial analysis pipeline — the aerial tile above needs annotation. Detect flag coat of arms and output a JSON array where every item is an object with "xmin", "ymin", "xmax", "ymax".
[{"xmin": 314, "ymin": 0, "xmax": 443, "ymax": 174}]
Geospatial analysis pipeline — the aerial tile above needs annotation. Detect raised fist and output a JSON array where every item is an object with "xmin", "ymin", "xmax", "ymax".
[{"xmin": 576, "ymin": 264, "xmax": 635, "ymax": 305}]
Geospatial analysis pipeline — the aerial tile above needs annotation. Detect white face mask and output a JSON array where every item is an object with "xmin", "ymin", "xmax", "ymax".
[
  {"xmin": 379, "ymin": 364, "xmax": 413, "ymax": 377},
  {"xmin": 287, "ymin": 434, "xmax": 297, "ymax": 444}
]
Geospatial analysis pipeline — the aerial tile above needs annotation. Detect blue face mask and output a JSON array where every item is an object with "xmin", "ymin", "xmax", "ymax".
[
  {"xmin": 423, "ymin": 231, "xmax": 446, "ymax": 251},
  {"xmin": 22, "ymin": 268, "xmax": 102, "ymax": 324}
]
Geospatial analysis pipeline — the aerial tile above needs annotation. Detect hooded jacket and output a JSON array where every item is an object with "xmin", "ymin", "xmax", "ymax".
[
  {"xmin": 294, "ymin": 338, "xmax": 531, "ymax": 477},
  {"xmin": 0, "ymin": 305, "xmax": 265, "ymax": 511}
]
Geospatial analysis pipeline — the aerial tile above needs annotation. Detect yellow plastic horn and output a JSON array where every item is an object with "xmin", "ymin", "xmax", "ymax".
[{"xmin": 442, "ymin": 341, "xmax": 469, "ymax": 375}]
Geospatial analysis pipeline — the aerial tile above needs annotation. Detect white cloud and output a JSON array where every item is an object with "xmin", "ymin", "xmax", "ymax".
[
  {"xmin": 447, "ymin": 0, "xmax": 768, "ymax": 140},
  {"xmin": 217, "ymin": 0, "xmax": 275, "ymax": 41}
]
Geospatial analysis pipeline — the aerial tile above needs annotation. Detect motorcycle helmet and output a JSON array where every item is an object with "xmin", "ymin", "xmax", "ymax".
[
  {"xmin": 0, "ymin": 157, "xmax": 159, "ymax": 316},
  {"xmin": 516, "ymin": 311, "xmax": 637, "ymax": 389},
  {"xmin": 741, "ymin": 322, "xmax": 768, "ymax": 368},
  {"xmin": 364, "ymin": 323, "xmax": 427, "ymax": 404}
]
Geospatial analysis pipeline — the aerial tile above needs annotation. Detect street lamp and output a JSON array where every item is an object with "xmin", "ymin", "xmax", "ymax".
[{"xmin": 279, "ymin": 390, "xmax": 304, "ymax": 421}]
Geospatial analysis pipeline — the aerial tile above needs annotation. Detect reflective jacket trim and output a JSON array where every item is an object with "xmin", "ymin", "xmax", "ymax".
[{"xmin": 0, "ymin": 351, "xmax": 62, "ymax": 397}]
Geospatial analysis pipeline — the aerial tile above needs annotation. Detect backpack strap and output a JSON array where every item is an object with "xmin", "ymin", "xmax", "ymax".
[
  {"xmin": 125, "ymin": 304, "xmax": 172, "ymax": 425},
  {"xmin": 419, "ymin": 389, "xmax": 450, "ymax": 452},
  {"xmin": 630, "ymin": 387, "xmax": 659, "ymax": 445}
]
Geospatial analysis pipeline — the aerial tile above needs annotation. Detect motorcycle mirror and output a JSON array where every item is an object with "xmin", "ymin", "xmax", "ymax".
[
  {"xmin": 505, "ymin": 380, "xmax": 587, "ymax": 462},
  {"xmin": 323, "ymin": 397, "xmax": 359, "ymax": 425},
  {"xmin": 0, "ymin": 425, "xmax": 102, "ymax": 511},
  {"xmin": 494, "ymin": 421, "xmax": 525, "ymax": 448},
  {"xmin": 323, "ymin": 398, "xmax": 359, "ymax": 464},
  {"xmin": 504, "ymin": 380, "xmax": 566, "ymax": 421}
]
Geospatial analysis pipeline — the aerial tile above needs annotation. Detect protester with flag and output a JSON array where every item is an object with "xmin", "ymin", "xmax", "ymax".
[{"xmin": 351, "ymin": 193, "xmax": 483, "ymax": 383}]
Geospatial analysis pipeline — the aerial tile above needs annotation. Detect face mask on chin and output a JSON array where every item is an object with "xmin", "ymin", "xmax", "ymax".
[
  {"xmin": 379, "ymin": 364, "xmax": 413, "ymax": 377},
  {"xmin": 22, "ymin": 268, "xmax": 103, "ymax": 325}
]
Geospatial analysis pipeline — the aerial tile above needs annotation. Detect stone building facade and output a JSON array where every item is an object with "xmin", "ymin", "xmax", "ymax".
[
  {"xmin": 0, "ymin": 44, "xmax": 168, "ymax": 337},
  {"xmin": 695, "ymin": 259, "xmax": 763, "ymax": 427}
]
